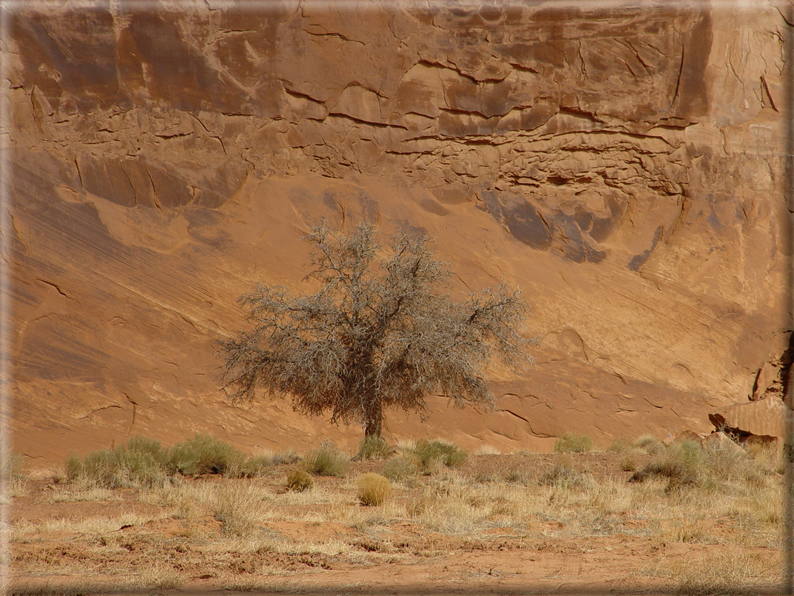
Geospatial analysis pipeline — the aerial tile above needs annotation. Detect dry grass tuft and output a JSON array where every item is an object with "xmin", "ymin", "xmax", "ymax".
[
  {"xmin": 213, "ymin": 482, "xmax": 267, "ymax": 536},
  {"xmin": 539, "ymin": 464, "xmax": 588, "ymax": 488},
  {"xmin": 474, "ymin": 444, "xmax": 502, "ymax": 455},
  {"xmin": 673, "ymin": 547, "xmax": 777, "ymax": 595},
  {"xmin": 285, "ymin": 469, "xmax": 314, "ymax": 492},
  {"xmin": 13, "ymin": 432, "xmax": 788, "ymax": 592},
  {"xmin": 356, "ymin": 473, "xmax": 393, "ymax": 506}
]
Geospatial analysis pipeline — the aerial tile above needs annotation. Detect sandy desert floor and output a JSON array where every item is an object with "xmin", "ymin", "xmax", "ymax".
[{"xmin": 7, "ymin": 444, "xmax": 786, "ymax": 595}]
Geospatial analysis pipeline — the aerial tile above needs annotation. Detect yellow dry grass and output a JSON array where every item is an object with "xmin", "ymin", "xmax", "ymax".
[{"xmin": 10, "ymin": 437, "xmax": 786, "ymax": 593}]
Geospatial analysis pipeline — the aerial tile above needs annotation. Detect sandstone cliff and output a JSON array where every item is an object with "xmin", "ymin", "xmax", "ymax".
[{"xmin": 8, "ymin": 1, "xmax": 791, "ymax": 463}]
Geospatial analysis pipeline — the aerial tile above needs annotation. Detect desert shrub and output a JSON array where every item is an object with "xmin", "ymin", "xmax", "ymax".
[
  {"xmin": 285, "ymin": 469, "xmax": 313, "ymax": 492},
  {"xmin": 168, "ymin": 434, "xmax": 247, "ymax": 476},
  {"xmin": 630, "ymin": 440, "xmax": 703, "ymax": 490},
  {"xmin": 704, "ymin": 439, "xmax": 769, "ymax": 489},
  {"xmin": 413, "ymin": 439, "xmax": 467, "ymax": 471},
  {"xmin": 272, "ymin": 449, "xmax": 301, "ymax": 465},
  {"xmin": 304, "ymin": 442, "xmax": 349, "ymax": 477},
  {"xmin": 539, "ymin": 464, "xmax": 587, "ymax": 488},
  {"xmin": 125, "ymin": 436, "xmax": 170, "ymax": 465},
  {"xmin": 607, "ymin": 436, "xmax": 632, "ymax": 453},
  {"xmin": 356, "ymin": 436, "xmax": 394, "ymax": 460},
  {"xmin": 381, "ymin": 453, "xmax": 421, "ymax": 483},
  {"xmin": 66, "ymin": 434, "xmax": 274, "ymax": 487},
  {"xmin": 66, "ymin": 441, "xmax": 167, "ymax": 489},
  {"xmin": 0, "ymin": 450, "xmax": 25, "ymax": 482},
  {"xmin": 630, "ymin": 438, "xmax": 767, "ymax": 494},
  {"xmin": 357, "ymin": 473, "xmax": 393, "ymax": 506},
  {"xmin": 234, "ymin": 455, "xmax": 273, "ymax": 478},
  {"xmin": 554, "ymin": 433, "xmax": 593, "ymax": 453},
  {"xmin": 632, "ymin": 434, "xmax": 666, "ymax": 455},
  {"xmin": 620, "ymin": 457, "xmax": 637, "ymax": 472},
  {"xmin": 65, "ymin": 453, "xmax": 83, "ymax": 480},
  {"xmin": 630, "ymin": 460, "xmax": 693, "ymax": 486}
]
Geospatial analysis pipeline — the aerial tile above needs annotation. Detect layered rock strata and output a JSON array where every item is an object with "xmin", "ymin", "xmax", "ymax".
[{"xmin": 7, "ymin": 1, "xmax": 791, "ymax": 461}]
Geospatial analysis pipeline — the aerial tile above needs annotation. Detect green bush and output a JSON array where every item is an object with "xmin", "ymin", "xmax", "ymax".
[
  {"xmin": 234, "ymin": 455, "xmax": 273, "ymax": 478},
  {"xmin": 272, "ymin": 449, "xmax": 301, "ymax": 465},
  {"xmin": 65, "ymin": 434, "xmax": 274, "ymax": 488},
  {"xmin": 285, "ymin": 469, "xmax": 314, "ymax": 492},
  {"xmin": 413, "ymin": 439, "xmax": 467, "ymax": 470},
  {"xmin": 554, "ymin": 433, "xmax": 594, "ymax": 453},
  {"xmin": 381, "ymin": 453, "xmax": 421, "ymax": 483},
  {"xmin": 356, "ymin": 436, "xmax": 394, "ymax": 460},
  {"xmin": 65, "ymin": 453, "xmax": 83, "ymax": 481},
  {"xmin": 632, "ymin": 435, "xmax": 667, "ymax": 455},
  {"xmin": 126, "ymin": 436, "xmax": 170, "ymax": 465},
  {"xmin": 168, "ymin": 434, "xmax": 247, "ymax": 476},
  {"xmin": 607, "ymin": 436, "xmax": 632, "ymax": 453},
  {"xmin": 630, "ymin": 437, "xmax": 765, "ymax": 493},
  {"xmin": 357, "ymin": 473, "xmax": 393, "ymax": 506},
  {"xmin": 66, "ymin": 440, "xmax": 167, "ymax": 489},
  {"xmin": 630, "ymin": 440, "xmax": 703, "ymax": 490},
  {"xmin": 304, "ymin": 442, "xmax": 349, "ymax": 477}
]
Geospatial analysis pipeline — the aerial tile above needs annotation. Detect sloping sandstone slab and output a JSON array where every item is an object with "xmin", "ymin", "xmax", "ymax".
[{"xmin": 8, "ymin": 1, "xmax": 790, "ymax": 463}]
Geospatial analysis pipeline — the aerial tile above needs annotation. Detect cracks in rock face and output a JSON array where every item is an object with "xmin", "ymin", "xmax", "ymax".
[
  {"xmin": 304, "ymin": 28, "xmax": 366, "ymax": 46},
  {"xmin": 187, "ymin": 112, "xmax": 227, "ymax": 155},
  {"xmin": 123, "ymin": 392, "xmax": 137, "ymax": 432},
  {"xmin": 326, "ymin": 112, "xmax": 407, "ymax": 130},
  {"xmin": 36, "ymin": 279, "xmax": 73, "ymax": 299},
  {"xmin": 498, "ymin": 407, "xmax": 553, "ymax": 438},
  {"xmin": 78, "ymin": 404, "xmax": 123, "ymax": 421},
  {"xmin": 671, "ymin": 43, "xmax": 685, "ymax": 109}
]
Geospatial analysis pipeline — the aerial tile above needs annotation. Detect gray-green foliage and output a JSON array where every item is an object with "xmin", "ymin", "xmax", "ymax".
[
  {"xmin": 66, "ymin": 441, "xmax": 167, "ymax": 489},
  {"xmin": 554, "ymin": 433, "xmax": 593, "ymax": 453},
  {"xmin": 629, "ymin": 437, "xmax": 764, "ymax": 492},
  {"xmin": 356, "ymin": 435, "xmax": 394, "ymax": 460},
  {"xmin": 413, "ymin": 439, "xmax": 467, "ymax": 470},
  {"xmin": 303, "ymin": 442, "xmax": 349, "ymax": 477},
  {"xmin": 381, "ymin": 453, "xmax": 422, "ymax": 482},
  {"xmin": 219, "ymin": 222, "xmax": 533, "ymax": 439},
  {"xmin": 632, "ymin": 434, "xmax": 666, "ymax": 455},
  {"xmin": 170, "ymin": 434, "xmax": 244, "ymax": 476},
  {"xmin": 66, "ymin": 434, "xmax": 272, "ymax": 489}
]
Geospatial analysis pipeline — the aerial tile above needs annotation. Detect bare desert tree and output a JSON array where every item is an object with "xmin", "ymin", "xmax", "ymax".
[{"xmin": 219, "ymin": 222, "xmax": 533, "ymax": 438}]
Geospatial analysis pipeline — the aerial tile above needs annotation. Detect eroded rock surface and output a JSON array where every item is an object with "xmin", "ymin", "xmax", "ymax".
[{"xmin": 9, "ymin": 1, "xmax": 791, "ymax": 462}]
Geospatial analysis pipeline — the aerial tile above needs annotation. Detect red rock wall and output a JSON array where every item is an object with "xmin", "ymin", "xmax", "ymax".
[{"xmin": 8, "ymin": 1, "xmax": 790, "ymax": 463}]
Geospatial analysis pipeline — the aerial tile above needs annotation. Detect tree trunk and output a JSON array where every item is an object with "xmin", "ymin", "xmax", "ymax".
[{"xmin": 364, "ymin": 397, "xmax": 383, "ymax": 438}]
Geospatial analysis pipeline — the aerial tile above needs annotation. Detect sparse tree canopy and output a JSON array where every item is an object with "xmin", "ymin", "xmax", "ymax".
[{"xmin": 219, "ymin": 222, "xmax": 533, "ymax": 438}]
